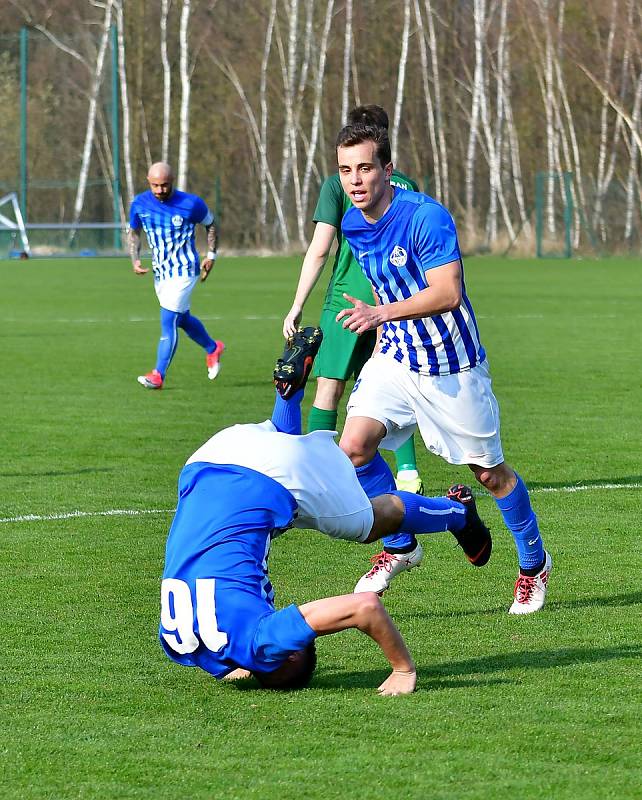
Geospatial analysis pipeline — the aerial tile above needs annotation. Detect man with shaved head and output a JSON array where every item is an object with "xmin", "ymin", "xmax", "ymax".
[{"xmin": 128, "ymin": 162, "xmax": 224, "ymax": 389}]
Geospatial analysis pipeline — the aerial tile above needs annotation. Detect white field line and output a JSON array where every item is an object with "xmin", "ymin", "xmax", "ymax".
[
  {"xmin": 0, "ymin": 508, "xmax": 174, "ymax": 523},
  {"xmin": 1, "ymin": 482, "xmax": 640, "ymax": 524}
]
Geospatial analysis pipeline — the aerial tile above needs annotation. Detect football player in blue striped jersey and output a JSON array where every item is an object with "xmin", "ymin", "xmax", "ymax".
[
  {"xmin": 334, "ymin": 124, "xmax": 551, "ymax": 614},
  {"xmin": 129, "ymin": 162, "xmax": 224, "ymax": 389}
]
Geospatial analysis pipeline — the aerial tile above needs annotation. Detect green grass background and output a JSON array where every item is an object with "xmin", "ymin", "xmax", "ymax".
[{"xmin": 2, "ymin": 255, "xmax": 640, "ymax": 799}]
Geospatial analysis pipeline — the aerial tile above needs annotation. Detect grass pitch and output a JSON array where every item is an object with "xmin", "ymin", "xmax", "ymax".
[{"xmin": 2, "ymin": 255, "xmax": 640, "ymax": 799}]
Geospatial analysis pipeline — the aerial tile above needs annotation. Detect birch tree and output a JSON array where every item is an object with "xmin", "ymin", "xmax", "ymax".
[
  {"xmin": 350, "ymin": 25, "xmax": 361, "ymax": 108},
  {"xmin": 160, "ymin": 0, "xmax": 172, "ymax": 162},
  {"xmin": 502, "ymin": 43, "xmax": 530, "ymax": 235},
  {"xmin": 534, "ymin": 0, "xmax": 558, "ymax": 233},
  {"xmin": 340, "ymin": 0, "xmax": 353, "ymax": 124},
  {"xmin": 115, "ymin": 0, "xmax": 133, "ymax": 207},
  {"xmin": 177, "ymin": 0, "xmax": 191, "ymax": 189},
  {"xmin": 464, "ymin": 0, "xmax": 485, "ymax": 238},
  {"xmin": 207, "ymin": 49, "xmax": 290, "ymax": 246},
  {"xmin": 424, "ymin": 0, "xmax": 448, "ymax": 204},
  {"xmin": 412, "ymin": 0, "xmax": 440, "ymax": 198},
  {"xmin": 623, "ymin": 69, "xmax": 642, "ymax": 240},
  {"xmin": 278, "ymin": 0, "xmax": 299, "ymax": 212},
  {"xmin": 290, "ymin": 0, "xmax": 315, "ymax": 246},
  {"xmin": 481, "ymin": 0, "xmax": 515, "ymax": 244},
  {"xmin": 300, "ymin": 0, "xmax": 335, "ymax": 238},
  {"xmin": 259, "ymin": 0, "xmax": 278, "ymax": 234},
  {"xmin": 584, "ymin": 0, "xmax": 636, "ymax": 242},
  {"xmin": 70, "ymin": 0, "xmax": 114, "ymax": 238},
  {"xmin": 391, "ymin": 0, "xmax": 411, "ymax": 165}
]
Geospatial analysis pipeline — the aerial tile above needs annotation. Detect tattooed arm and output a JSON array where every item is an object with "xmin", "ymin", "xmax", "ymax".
[
  {"xmin": 200, "ymin": 218, "xmax": 218, "ymax": 282},
  {"xmin": 129, "ymin": 227, "xmax": 148, "ymax": 275}
]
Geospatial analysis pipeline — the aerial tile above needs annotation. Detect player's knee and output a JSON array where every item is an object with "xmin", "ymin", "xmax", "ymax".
[
  {"xmin": 339, "ymin": 434, "xmax": 376, "ymax": 467},
  {"xmin": 471, "ymin": 464, "xmax": 514, "ymax": 494},
  {"xmin": 354, "ymin": 592, "xmax": 384, "ymax": 623}
]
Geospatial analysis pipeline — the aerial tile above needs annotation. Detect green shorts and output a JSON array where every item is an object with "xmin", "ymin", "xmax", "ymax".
[{"xmin": 314, "ymin": 308, "xmax": 377, "ymax": 381}]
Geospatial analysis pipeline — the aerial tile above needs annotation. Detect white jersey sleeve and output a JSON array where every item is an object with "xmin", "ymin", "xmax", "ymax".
[{"xmin": 186, "ymin": 422, "xmax": 373, "ymax": 542}]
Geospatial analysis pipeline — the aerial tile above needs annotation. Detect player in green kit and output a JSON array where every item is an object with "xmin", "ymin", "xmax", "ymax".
[{"xmin": 283, "ymin": 105, "xmax": 424, "ymax": 495}]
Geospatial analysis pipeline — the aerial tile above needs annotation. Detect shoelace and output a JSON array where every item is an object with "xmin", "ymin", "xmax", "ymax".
[
  {"xmin": 513, "ymin": 573, "xmax": 537, "ymax": 602},
  {"xmin": 367, "ymin": 550, "xmax": 396, "ymax": 576}
]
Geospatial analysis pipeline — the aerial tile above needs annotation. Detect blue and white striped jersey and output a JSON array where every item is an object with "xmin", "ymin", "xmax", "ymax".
[
  {"xmin": 129, "ymin": 189, "xmax": 213, "ymax": 280},
  {"xmin": 342, "ymin": 188, "xmax": 485, "ymax": 376}
]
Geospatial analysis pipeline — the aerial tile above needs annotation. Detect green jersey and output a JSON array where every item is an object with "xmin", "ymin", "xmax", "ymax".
[{"xmin": 313, "ymin": 170, "xmax": 419, "ymax": 313}]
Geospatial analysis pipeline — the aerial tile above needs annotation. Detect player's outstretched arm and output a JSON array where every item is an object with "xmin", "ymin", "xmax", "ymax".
[
  {"xmin": 128, "ymin": 227, "xmax": 148, "ymax": 274},
  {"xmin": 298, "ymin": 593, "xmax": 416, "ymax": 696},
  {"xmin": 283, "ymin": 222, "xmax": 337, "ymax": 338}
]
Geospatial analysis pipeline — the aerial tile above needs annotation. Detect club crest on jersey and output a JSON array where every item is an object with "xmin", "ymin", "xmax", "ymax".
[
  {"xmin": 389, "ymin": 245, "xmax": 408, "ymax": 267},
  {"xmin": 171, "ymin": 214, "xmax": 184, "ymax": 226}
]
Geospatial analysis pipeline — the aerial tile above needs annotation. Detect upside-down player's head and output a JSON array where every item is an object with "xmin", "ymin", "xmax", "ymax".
[
  {"xmin": 252, "ymin": 642, "xmax": 317, "ymax": 691},
  {"xmin": 147, "ymin": 162, "xmax": 174, "ymax": 202},
  {"xmin": 347, "ymin": 104, "xmax": 389, "ymax": 130}
]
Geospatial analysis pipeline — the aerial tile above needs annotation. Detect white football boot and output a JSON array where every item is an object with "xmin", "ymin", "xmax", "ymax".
[
  {"xmin": 509, "ymin": 551, "xmax": 552, "ymax": 614},
  {"xmin": 354, "ymin": 542, "xmax": 424, "ymax": 595}
]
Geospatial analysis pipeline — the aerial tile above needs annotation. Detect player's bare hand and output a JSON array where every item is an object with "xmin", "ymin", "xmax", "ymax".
[
  {"xmin": 336, "ymin": 293, "xmax": 384, "ymax": 335},
  {"xmin": 200, "ymin": 258, "xmax": 214, "ymax": 282},
  {"xmin": 222, "ymin": 668, "xmax": 252, "ymax": 681},
  {"xmin": 133, "ymin": 261, "xmax": 149, "ymax": 275},
  {"xmin": 377, "ymin": 669, "xmax": 417, "ymax": 697},
  {"xmin": 283, "ymin": 305, "xmax": 303, "ymax": 338}
]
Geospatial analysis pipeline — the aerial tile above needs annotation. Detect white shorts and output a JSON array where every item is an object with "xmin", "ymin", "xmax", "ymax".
[
  {"xmin": 187, "ymin": 422, "xmax": 374, "ymax": 542},
  {"xmin": 346, "ymin": 355, "xmax": 504, "ymax": 468},
  {"xmin": 154, "ymin": 274, "xmax": 199, "ymax": 314}
]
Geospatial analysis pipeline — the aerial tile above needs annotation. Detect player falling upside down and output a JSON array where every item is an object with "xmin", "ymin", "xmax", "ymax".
[
  {"xmin": 159, "ymin": 327, "xmax": 491, "ymax": 694},
  {"xmin": 128, "ymin": 162, "xmax": 224, "ymax": 390}
]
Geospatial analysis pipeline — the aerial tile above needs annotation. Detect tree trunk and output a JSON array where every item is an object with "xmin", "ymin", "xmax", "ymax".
[
  {"xmin": 259, "ymin": 0, "xmax": 278, "ymax": 236},
  {"xmin": 623, "ymin": 70, "xmax": 642, "ymax": 240},
  {"xmin": 340, "ymin": 0, "xmax": 353, "ymax": 124},
  {"xmin": 413, "ymin": 0, "xmax": 440, "ymax": 198},
  {"xmin": 301, "ymin": 0, "xmax": 335, "ymax": 244},
  {"xmin": 278, "ymin": 0, "xmax": 299, "ymax": 220},
  {"xmin": 424, "ymin": 0, "xmax": 448, "ymax": 205},
  {"xmin": 70, "ymin": 0, "xmax": 114, "ymax": 240},
  {"xmin": 115, "ymin": 0, "xmax": 134, "ymax": 207},
  {"xmin": 465, "ymin": 0, "xmax": 485, "ymax": 237},
  {"xmin": 391, "ymin": 0, "xmax": 410, "ymax": 165},
  {"xmin": 177, "ymin": 0, "xmax": 191, "ymax": 190},
  {"xmin": 209, "ymin": 51, "xmax": 289, "ymax": 246},
  {"xmin": 160, "ymin": 0, "xmax": 172, "ymax": 163}
]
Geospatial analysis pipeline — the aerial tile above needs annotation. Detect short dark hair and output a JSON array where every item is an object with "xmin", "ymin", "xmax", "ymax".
[
  {"xmin": 336, "ymin": 123, "xmax": 392, "ymax": 168},
  {"xmin": 253, "ymin": 642, "xmax": 317, "ymax": 691},
  {"xmin": 347, "ymin": 104, "xmax": 389, "ymax": 130}
]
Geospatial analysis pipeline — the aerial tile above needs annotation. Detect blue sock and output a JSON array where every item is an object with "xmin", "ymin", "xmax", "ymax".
[
  {"xmin": 156, "ymin": 308, "xmax": 180, "ymax": 377},
  {"xmin": 355, "ymin": 453, "xmax": 414, "ymax": 550},
  {"xmin": 389, "ymin": 490, "xmax": 467, "ymax": 534},
  {"xmin": 495, "ymin": 473, "xmax": 544, "ymax": 570},
  {"xmin": 177, "ymin": 311, "xmax": 216, "ymax": 352},
  {"xmin": 271, "ymin": 389, "xmax": 304, "ymax": 434}
]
